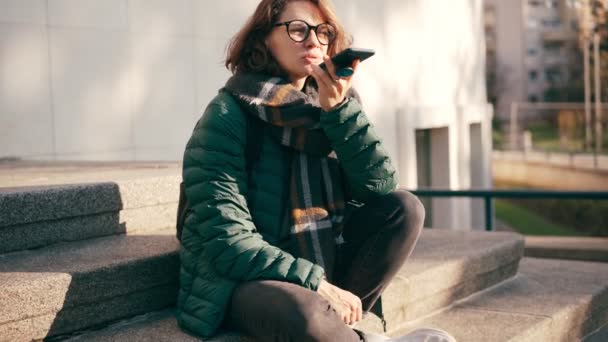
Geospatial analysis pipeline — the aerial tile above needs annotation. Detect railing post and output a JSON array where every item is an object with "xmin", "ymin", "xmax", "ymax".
[{"xmin": 485, "ymin": 196, "xmax": 493, "ymax": 231}]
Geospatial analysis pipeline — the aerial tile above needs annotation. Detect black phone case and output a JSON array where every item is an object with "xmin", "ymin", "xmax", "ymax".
[
  {"xmin": 331, "ymin": 48, "xmax": 375, "ymax": 68},
  {"xmin": 320, "ymin": 48, "xmax": 375, "ymax": 70}
]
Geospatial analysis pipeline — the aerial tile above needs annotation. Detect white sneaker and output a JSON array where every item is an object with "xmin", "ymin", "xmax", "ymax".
[
  {"xmin": 362, "ymin": 332, "xmax": 391, "ymax": 342},
  {"xmin": 392, "ymin": 328, "xmax": 457, "ymax": 342},
  {"xmin": 363, "ymin": 328, "xmax": 457, "ymax": 342}
]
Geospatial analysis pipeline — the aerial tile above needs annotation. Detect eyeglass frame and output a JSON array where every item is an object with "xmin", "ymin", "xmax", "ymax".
[{"xmin": 272, "ymin": 19, "xmax": 336, "ymax": 45}]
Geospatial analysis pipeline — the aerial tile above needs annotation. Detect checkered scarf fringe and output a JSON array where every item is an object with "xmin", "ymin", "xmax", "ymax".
[{"xmin": 224, "ymin": 73, "xmax": 354, "ymax": 278}]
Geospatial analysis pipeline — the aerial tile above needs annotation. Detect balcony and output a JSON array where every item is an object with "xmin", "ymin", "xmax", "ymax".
[{"xmin": 542, "ymin": 29, "xmax": 577, "ymax": 41}]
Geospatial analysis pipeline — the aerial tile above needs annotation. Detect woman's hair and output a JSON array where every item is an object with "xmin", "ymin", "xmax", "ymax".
[{"xmin": 225, "ymin": 0, "xmax": 352, "ymax": 76}]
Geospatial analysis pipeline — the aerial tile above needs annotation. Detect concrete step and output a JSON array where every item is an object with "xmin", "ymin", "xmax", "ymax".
[
  {"xmin": 61, "ymin": 310, "xmax": 244, "ymax": 342},
  {"xmin": 64, "ymin": 257, "xmax": 608, "ymax": 342},
  {"xmin": 0, "ymin": 228, "xmax": 180, "ymax": 342},
  {"xmin": 524, "ymin": 235, "xmax": 608, "ymax": 263},
  {"xmin": 0, "ymin": 175, "xmax": 180, "ymax": 254},
  {"xmin": 357, "ymin": 230, "xmax": 524, "ymax": 332},
  {"xmin": 391, "ymin": 258, "xmax": 608, "ymax": 342},
  {"xmin": 57, "ymin": 230, "xmax": 524, "ymax": 341}
]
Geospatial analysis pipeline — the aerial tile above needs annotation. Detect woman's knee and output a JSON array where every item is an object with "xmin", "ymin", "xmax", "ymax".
[
  {"xmin": 279, "ymin": 289, "xmax": 342, "ymax": 341},
  {"xmin": 295, "ymin": 296, "xmax": 339, "ymax": 340},
  {"xmin": 231, "ymin": 281, "xmax": 339, "ymax": 341},
  {"xmin": 388, "ymin": 190, "xmax": 426, "ymax": 232}
]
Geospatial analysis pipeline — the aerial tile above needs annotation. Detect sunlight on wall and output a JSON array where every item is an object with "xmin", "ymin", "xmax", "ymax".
[
  {"xmin": 0, "ymin": 0, "xmax": 487, "ymax": 165},
  {"xmin": 1, "ymin": 36, "xmax": 43, "ymax": 103}
]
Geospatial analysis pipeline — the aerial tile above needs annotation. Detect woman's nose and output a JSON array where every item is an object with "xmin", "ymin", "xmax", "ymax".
[{"xmin": 304, "ymin": 29, "xmax": 322, "ymax": 48}]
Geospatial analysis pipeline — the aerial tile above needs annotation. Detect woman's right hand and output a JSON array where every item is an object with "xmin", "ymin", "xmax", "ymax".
[
  {"xmin": 317, "ymin": 279, "xmax": 363, "ymax": 326},
  {"xmin": 306, "ymin": 57, "xmax": 360, "ymax": 112}
]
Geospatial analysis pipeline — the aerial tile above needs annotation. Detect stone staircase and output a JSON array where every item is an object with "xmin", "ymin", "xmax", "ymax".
[{"xmin": 0, "ymin": 167, "xmax": 607, "ymax": 341}]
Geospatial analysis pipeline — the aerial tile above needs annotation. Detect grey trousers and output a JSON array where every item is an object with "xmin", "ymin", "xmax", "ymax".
[{"xmin": 224, "ymin": 190, "xmax": 425, "ymax": 342}]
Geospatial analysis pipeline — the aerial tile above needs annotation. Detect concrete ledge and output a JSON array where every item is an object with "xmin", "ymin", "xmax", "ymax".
[
  {"xmin": 524, "ymin": 236, "xmax": 608, "ymax": 263},
  {"xmin": 493, "ymin": 150, "xmax": 608, "ymax": 173},
  {"xmin": 63, "ymin": 310, "xmax": 247, "ymax": 342},
  {"xmin": 0, "ymin": 212, "xmax": 122, "ymax": 254},
  {"xmin": 392, "ymin": 258, "xmax": 608, "ymax": 341},
  {"xmin": 0, "ymin": 202, "xmax": 179, "ymax": 254},
  {"xmin": 0, "ymin": 177, "xmax": 180, "ymax": 253},
  {"xmin": 0, "ymin": 230, "xmax": 180, "ymax": 341},
  {"xmin": 0, "ymin": 201, "xmax": 180, "ymax": 254},
  {"xmin": 120, "ymin": 202, "xmax": 179, "ymax": 234},
  {"xmin": 0, "ymin": 161, "xmax": 181, "ymax": 188},
  {"xmin": 0, "ymin": 183, "xmax": 123, "ymax": 227},
  {"xmin": 378, "ymin": 229, "xmax": 524, "ymax": 331},
  {"xmin": 493, "ymin": 152, "xmax": 608, "ymax": 190},
  {"xmin": 0, "ymin": 175, "xmax": 180, "ymax": 228},
  {"xmin": 5, "ymin": 285, "xmax": 177, "ymax": 342}
]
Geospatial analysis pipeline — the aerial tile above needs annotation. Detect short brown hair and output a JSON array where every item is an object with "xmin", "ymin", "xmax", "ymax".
[{"xmin": 225, "ymin": 0, "xmax": 352, "ymax": 76}]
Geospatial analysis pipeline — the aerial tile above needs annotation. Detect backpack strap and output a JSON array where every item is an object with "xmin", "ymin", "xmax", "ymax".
[
  {"xmin": 176, "ymin": 181, "xmax": 189, "ymax": 240},
  {"xmin": 245, "ymin": 114, "xmax": 264, "ymax": 176}
]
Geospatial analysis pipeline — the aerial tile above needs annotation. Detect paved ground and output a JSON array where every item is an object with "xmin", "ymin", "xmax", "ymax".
[{"xmin": 0, "ymin": 160, "xmax": 181, "ymax": 188}]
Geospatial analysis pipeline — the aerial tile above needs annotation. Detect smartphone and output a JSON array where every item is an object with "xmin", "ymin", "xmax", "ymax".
[{"xmin": 320, "ymin": 47, "xmax": 375, "ymax": 77}]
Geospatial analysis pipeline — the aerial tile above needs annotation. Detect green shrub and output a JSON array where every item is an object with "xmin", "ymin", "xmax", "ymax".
[
  {"xmin": 495, "ymin": 200, "xmax": 580, "ymax": 236},
  {"xmin": 508, "ymin": 198, "xmax": 608, "ymax": 237}
]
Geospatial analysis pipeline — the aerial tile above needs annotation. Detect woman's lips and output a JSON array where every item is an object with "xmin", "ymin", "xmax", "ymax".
[{"xmin": 302, "ymin": 54, "xmax": 322, "ymax": 63}]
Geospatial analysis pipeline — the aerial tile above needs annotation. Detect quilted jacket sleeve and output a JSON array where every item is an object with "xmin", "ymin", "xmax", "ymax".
[
  {"xmin": 182, "ymin": 94, "xmax": 325, "ymax": 290},
  {"xmin": 320, "ymin": 98, "xmax": 398, "ymax": 202}
]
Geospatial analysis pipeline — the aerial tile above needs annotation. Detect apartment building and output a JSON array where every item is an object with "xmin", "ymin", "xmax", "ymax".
[{"xmin": 485, "ymin": 0, "xmax": 583, "ymax": 118}]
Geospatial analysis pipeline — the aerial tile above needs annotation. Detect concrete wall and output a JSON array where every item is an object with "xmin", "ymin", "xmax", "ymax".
[
  {"xmin": 0, "ymin": 0, "xmax": 491, "ymax": 230},
  {"xmin": 493, "ymin": 151, "xmax": 608, "ymax": 190},
  {"xmin": 0, "ymin": 0, "xmax": 258, "ymax": 161}
]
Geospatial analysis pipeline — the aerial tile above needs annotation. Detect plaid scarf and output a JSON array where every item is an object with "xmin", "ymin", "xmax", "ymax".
[{"xmin": 224, "ymin": 73, "xmax": 353, "ymax": 279}]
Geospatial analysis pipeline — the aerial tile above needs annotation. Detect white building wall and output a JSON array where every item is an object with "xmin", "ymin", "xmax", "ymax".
[
  {"xmin": 337, "ymin": 0, "xmax": 491, "ymax": 230},
  {"xmin": 0, "ymin": 0, "xmax": 491, "ymax": 229},
  {"xmin": 0, "ymin": 0, "xmax": 259, "ymax": 161}
]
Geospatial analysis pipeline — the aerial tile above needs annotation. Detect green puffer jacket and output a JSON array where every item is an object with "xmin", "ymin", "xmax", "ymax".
[{"xmin": 177, "ymin": 89, "xmax": 398, "ymax": 337}]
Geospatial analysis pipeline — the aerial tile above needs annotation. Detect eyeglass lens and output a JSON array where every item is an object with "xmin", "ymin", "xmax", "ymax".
[{"xmin": 287, "ymin": 21, "xmax": 335, "ymax": 45}]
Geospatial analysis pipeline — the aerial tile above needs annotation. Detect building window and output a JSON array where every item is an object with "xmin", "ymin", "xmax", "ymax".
[
  {"xmin": 545, "ymin": 0, "xmax": 558, "ymax": 8},
  {"xmin": 528, "ymin": 95, "xmax": 540, "ymax": 102},
  {"xmin": 542, "ymin": 18, "xmax": 561, "ymax": 28},
  {"xmin": 415, "ymin": 129, "xmax": 432, "ymax": 227},
  {"xmin": 571, "ymin": 20, "xmax": 579, "ymax": 31},
  {"xmin": 545, "ymin": 68, "xmax": 562, "ymax": 83},
  {"xmin": 484, "ymin": 7, "xmax": 496, "ymax": 27},
  {"xmin": 567, "ymin": 0, "xmax": 581, "ymax": 9},
  {"xmin": 529, "ymin": 70, "xmax": 539, "ymax": 81},
  {"xmin": 544, "ymin": 42, "xmax": 562, "ymax": 54},
  {"xmin": 528, "ymin": 47, "xmax": 539, "ymax": 56}
]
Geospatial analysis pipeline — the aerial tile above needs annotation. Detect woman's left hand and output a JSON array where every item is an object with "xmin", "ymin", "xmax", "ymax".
[{"xmin": 306, "ymin": 56, "xmax": 360, "ymax": 112}]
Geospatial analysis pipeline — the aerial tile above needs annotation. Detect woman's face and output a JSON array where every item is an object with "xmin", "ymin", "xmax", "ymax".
[{"xmin": 266, "ymin": 1, "xmax": 330, "ymax": 85}]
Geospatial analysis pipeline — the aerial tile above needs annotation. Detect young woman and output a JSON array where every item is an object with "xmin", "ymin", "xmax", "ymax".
[{"xmin": 177, "ymin": 0, "xmax": 454, "ymax": 341}]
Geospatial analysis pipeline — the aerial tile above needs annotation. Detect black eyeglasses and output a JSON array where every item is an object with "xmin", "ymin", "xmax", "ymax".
[{"xmin": 273, "ymin": 20, "xmax": 336, "ymax": 45}]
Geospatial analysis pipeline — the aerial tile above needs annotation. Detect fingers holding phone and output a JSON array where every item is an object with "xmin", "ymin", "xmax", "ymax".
[
  {"xmin": 324, "ymin": 55, "xmax": 360, "ymax": 81},
  {"xmin": 308, "ymin": 60, "xmax": 354, "ymax": 111},
  {"xmin": 308, "ymin": 47, "xmax": 373, "ymax": 111},
  {"xmin": 320, "ymin": 47, "xmax": 375, "ymax": 77}
]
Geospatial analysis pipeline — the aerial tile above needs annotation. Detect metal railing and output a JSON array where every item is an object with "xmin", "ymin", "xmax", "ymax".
[{"xmin": 410, "ymin": 189, "xmax": 608, "ymax": 232}]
